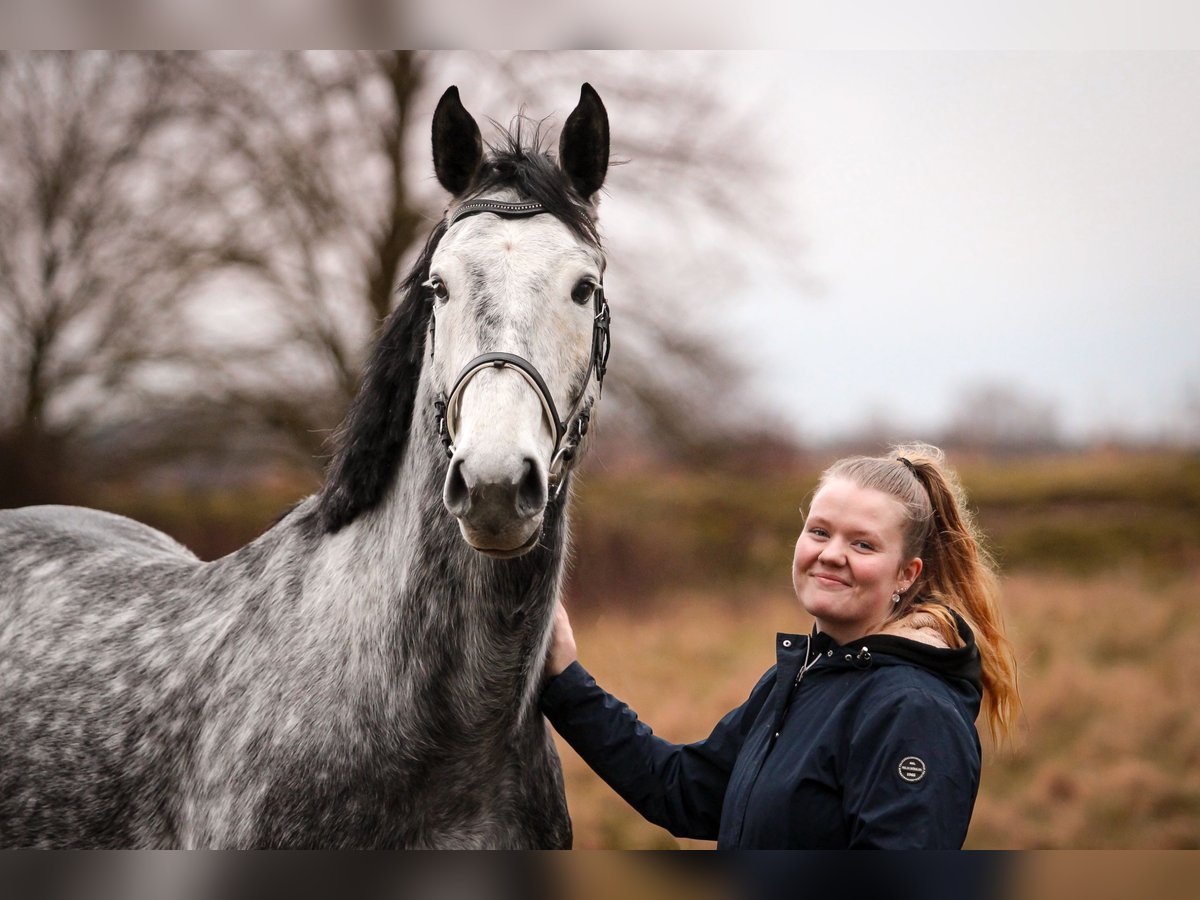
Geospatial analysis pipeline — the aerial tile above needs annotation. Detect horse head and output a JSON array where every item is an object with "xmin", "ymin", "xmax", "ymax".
[
  {"xmin": 315, "ymin": 85, "xmax": 609, "ymax": 557},
  {"xmin": 426, "ymin": 85, "xmax": 610, "ymax": 557}
]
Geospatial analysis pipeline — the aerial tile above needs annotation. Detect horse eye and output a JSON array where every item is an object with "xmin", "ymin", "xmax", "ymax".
[
  {"xmin": 571, "ymin": 280, "xmax": 595, "ymax": 305},
  {"xmin": 428, "ymin": 276, "xmax": 449, "ymax": 303}
]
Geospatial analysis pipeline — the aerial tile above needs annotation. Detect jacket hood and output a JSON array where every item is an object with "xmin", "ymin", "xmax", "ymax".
[{"xmin": 777, "ymin": 606, "xmax": 983, "ymax": 716}]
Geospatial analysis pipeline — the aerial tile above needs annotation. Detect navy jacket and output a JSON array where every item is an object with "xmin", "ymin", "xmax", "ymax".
[{"xmin": 540, "ymin": 612, "xmax": 983, "ymax": 849}]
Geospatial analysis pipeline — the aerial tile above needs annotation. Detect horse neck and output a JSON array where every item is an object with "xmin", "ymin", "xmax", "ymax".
[{"xmin": 299, "ymin": 378, "xmax": 570, "ymax": 724}]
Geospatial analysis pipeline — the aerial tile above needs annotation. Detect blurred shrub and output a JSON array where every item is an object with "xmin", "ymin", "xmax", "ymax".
[
  {"xmin": 565, "ymin": 451, "xmax": 1200, "ymax": 611},
  {"xmin": 69, "ymin": 449, "xmax": 1200, "ymax": 598},
  {"xmin": 87, "ymin": 473, "xmax": 319, "ymax": 561}
]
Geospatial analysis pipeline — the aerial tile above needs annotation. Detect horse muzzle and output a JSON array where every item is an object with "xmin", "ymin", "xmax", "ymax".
[{"xmin": 443, "ymin": 452, "xmax": 547, "ymax": 557}]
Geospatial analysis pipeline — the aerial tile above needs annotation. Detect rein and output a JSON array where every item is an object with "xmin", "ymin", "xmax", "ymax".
[{"xmin": 429, "ymin": 198, "xmax": 612, "ymax": 498}]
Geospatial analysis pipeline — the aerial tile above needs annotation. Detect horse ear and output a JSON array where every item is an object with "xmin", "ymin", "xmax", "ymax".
[
  {"xmin": 559, "ymin": 83, "xmax": 609, "ymax": 199},
  {"xmin": 432, "ymin": 86, "xmax": 482, "ymax": 197}
]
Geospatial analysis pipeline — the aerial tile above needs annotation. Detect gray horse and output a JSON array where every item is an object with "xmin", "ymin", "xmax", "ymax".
[{"xmin": 0, "ymin": 84, "xmax": 611, "ymax": 848}]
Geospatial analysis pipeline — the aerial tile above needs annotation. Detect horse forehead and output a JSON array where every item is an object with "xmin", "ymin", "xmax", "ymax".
[{"xmin": 437, "ymin": 215, "xmax": 598, "ymax": 277}]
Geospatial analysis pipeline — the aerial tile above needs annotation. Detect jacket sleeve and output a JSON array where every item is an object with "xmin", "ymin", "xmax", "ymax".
[
  {"xmin": 540, "ymin": 661, "xmax": 776, "ymax": 840},
  {"xmin": 842, "ymin": 686, "xmax": 981, "ymax": 849}
]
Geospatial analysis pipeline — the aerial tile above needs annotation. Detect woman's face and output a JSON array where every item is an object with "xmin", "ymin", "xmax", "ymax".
[{"xmin": 792, "ymin": 477, "xmax": 922, "ymax": 645}]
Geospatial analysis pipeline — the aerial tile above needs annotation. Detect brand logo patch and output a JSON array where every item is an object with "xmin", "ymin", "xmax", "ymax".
[{"xmin": 898, "ymin": 756, "xmax": 927, "ymax": 783}]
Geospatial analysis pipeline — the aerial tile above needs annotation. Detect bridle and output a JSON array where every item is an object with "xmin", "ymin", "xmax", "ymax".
[
  {"xmin": 429, "ymin": 199, "xmax": 611, "ymax": 499},
  {"xmin": 428, "ymin": 198, "xmax": 612, "ymax": 499}
]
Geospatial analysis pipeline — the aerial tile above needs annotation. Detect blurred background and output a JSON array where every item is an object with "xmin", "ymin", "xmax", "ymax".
[{"xmin": 1, "ymin": 51, "xmax": 1197, "ymax": 849}]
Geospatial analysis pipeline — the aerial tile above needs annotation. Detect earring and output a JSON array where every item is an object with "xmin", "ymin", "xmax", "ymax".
[{"xmin": 892, "ymin": 592, "xmax": 901, "ymax": 605}]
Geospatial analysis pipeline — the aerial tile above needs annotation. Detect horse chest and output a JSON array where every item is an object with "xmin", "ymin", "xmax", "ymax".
[{"xmin": 194, "ymin": 718, "xmax": 568, "ymax": 848}]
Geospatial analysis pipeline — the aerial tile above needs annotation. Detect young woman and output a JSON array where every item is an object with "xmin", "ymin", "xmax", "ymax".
[{"xmin": 541, "ymin": 444, "xmax": 1019, "ymax": 849}]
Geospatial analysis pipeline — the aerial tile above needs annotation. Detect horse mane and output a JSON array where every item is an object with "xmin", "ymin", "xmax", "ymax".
[
  {"xmin": 473, "ymin": 117, "xmax": 602, "ymax": 249},
  {"xmin": 314, "ymin": 118, "xmax": 600, "ymax": 534},
  {"xmin": 314, "ymin": 221, "xmax": 445, "ymax": 533}
]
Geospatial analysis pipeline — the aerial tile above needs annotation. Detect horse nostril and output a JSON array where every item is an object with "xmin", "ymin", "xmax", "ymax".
[
  {"xmin": 515, "ymin": 457, "xmax": 547, "ymax": 517},
  {"xmin": 444, "ymin": 458, "xmax": 471, "ymax": 516}
]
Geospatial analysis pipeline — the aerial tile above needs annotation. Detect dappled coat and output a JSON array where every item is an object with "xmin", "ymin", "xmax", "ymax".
[
  {"xmin": 0, "ymin": 83, "xmax": 612, "ymax": 849},
  {"xmin": 541, "ymin": 608, "xmax": 983, "ymax": 848}
]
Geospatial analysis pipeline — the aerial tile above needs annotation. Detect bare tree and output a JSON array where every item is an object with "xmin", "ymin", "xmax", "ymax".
[
  {"xmin": 164, "ymin": 52, "xmax": 797, "ymax": 456},
  {"xmin": 942, "ymin": 382, "xmax": 1063, "ymax": 454},
  {"xmin": 0, "ymin": 52, "xmax": 800, "ymax": 504},
  {"xmin": 0, "ymin": 52, "xmax": 273, "ymax": 503},
  {"xmin": 1174, "ymin": 382, "xmax": 1200, "ymax": 448},
  {"xmin": 477, "ymin": 52, "xmax": 798, "ymax": 453}
]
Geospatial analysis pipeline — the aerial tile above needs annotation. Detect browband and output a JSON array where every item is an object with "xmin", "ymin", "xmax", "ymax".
[{"xmin": 447, "ymin": 198, "xmax": 546, "ymax": 228}]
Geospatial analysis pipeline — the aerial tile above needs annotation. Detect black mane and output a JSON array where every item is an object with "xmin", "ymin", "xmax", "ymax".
[{"xmin": 315, "ymin": 121, "xmax": 600, "ymax": 533}]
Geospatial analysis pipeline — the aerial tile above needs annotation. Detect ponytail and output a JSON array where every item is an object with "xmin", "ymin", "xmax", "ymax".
[{"xmin": 821, "ymin": 443, "xmax": 1020, "ymax": 743}]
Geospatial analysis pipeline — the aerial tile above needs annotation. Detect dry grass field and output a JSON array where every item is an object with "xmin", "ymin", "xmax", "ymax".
[
  {"xmin": 553, "ymin": 450, "xmax": 1200, "ymax": 848},
  {"xmin": 555, "ymin": 570, "xmax": 1200, "ymax": 849}
]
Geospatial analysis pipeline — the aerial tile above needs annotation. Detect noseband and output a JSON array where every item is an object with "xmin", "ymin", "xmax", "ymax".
[{"xmin": 429, "ymin": 198, "xmax": 612, "ymax": 498}]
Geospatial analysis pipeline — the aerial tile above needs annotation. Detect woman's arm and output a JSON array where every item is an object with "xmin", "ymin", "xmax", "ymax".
[
  {"xmin": 541, "ymin": 601, "xmax": 776, "ymax": 841},
  {"xmin": 841, "ymin": 686, "xmax": 982, "ymax": 849}
]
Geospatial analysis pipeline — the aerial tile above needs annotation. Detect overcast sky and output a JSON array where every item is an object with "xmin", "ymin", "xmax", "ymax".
[{"xmin": 713, "ymin": 52, "xmax": 1200, "ymax": 443}]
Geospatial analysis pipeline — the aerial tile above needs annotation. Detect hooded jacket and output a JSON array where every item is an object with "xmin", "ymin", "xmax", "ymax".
[{"xmin": 540, "ymin": 610, "xmax": 983, "ymax": 849}]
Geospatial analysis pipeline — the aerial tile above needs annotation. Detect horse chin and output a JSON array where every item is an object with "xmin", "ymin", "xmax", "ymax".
[{"xmin": 458, "ymin": 520, "xmax": 543, "ymax": 559}]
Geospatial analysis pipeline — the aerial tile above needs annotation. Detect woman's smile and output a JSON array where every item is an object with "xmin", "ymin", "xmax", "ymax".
[{"xmin": 811, "ymin": 570, "xmax": 850, "ymax": 587}]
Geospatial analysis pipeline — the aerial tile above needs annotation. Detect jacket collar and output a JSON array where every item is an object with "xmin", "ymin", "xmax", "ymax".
[{"xmin": 775, "ymin": 607, "xmax": 983, "ymax": 706}]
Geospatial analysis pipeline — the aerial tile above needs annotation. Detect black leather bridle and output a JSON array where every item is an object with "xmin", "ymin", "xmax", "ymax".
[{"xmin": 429, "ymin": 198, "xmax": 612, "ymax": 498}]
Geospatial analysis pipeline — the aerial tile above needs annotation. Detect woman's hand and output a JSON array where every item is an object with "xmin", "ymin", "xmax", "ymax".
[{"xmin": 545, "ymin": 599, "xmax": 578, "ymax": 679}]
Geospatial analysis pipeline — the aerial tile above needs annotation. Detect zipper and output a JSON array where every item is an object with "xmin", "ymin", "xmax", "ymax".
[
  {"xmin": 730, "ymin": 635, "xmax": 818, "ymax": 845},
  {"xmin": 769, "ymin": 638, "xmax": 822, "ymax": 746}
]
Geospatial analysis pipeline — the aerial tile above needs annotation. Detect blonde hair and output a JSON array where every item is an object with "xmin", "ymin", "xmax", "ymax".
[{"xmin": 820, "ymin": 442, "xmax": 1020, "ymax": 743}]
